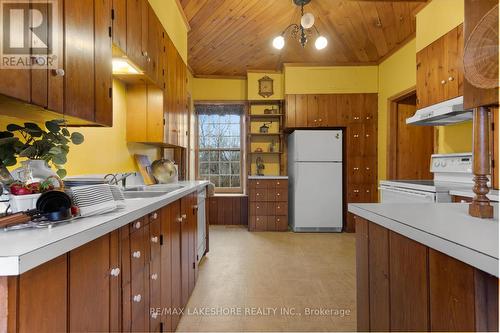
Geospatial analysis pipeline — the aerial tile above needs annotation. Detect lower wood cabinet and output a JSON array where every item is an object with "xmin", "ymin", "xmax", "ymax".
[
  {"xmin": 0, "ymin": 193, "xmax": 202, "ymax": 333},
  {"xmin": 248, "ymin": 179, "xmax": 289, "ymax": 232},
  {"xmin": 355, "ymin": 215, "xmax": 499, "ymax": 332}
]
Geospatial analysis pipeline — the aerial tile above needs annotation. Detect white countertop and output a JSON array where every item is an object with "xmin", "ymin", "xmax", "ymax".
[
  {"xmin": 348, "ymin": 203, "xmax": 499, "ymax": 277},
  {"xmin": 0, "ymin": 181, "xmax": 209, "ymax": 276},
  {"xmin": 248, "ymin": 176, "xmax": 289, "ymax": 179},
  {"xmin": 449, "ymin": 188, "xmax": 499, "ymax": 202}
]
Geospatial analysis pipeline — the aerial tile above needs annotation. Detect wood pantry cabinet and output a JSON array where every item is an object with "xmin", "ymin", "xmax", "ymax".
[
  {"xmin": 248, "ymin": 179, "xmax": 289, "ymax": 231},
  {"xmin": 0, "ymin": 0, "xmax": 113, "ymax": 127},
  {"xmin": 416, "ymin": 24, "xmax": 464, "ymax": 109},
  {"xmin": 285, "ymin": 93, "xmax": 378, "ymax": 232},
  {"xmin": 0, "ymin": 192, "xmax": 203, "ymax": 333},
  {"xmin": 355, "ymin": 215, "xmax": 499, "ymax": 332}
]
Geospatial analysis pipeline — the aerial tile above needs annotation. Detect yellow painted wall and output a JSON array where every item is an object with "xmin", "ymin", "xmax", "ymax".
[
  {"xmin": 416, "ymin": 0, "xmax": 464, "ymax": 52},
  {"xmin": 148, "ymin": 0, "xmax": 189, "ymax": 64},
  {"xmin": 0, "ymin": 80, "xmax": 159, "ymax": 176},
  {"xmin": 192, "ymin": 78, "xmax": 247, "ymax": 101},
  {"xmin": 284, "ymin": 66, "xmax": 379, "ymax": 94},
  {"xmin": 377, "ymin": 39, "xmax": 417, "ymax": 181},
  {"xmin": 247, "ymin": 72, "xmax": 284, "ymax": 100}
]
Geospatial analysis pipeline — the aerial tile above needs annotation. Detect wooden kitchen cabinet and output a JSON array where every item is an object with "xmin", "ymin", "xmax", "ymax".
[
  {"xmin": 112, "ymin": 0, "xmax": 127, "ymax": 52},
  {"xmin": 169, "ymin": 199, "xmax": 183, "ymax": 330},
  {"xmin": 355, "ymin": 215, "xmax": 499, "ymax": 332},
  {"xmin": 416, "ymin": 24, "xmax": 464, "ymax": 109},
  {"xmin": 0, "ymin": 0, "xmax": 113, "ymax": 126},
  {"xmin": 126, "ymin": 0, "xmax": 147, "ymax": 70},
  {"xmin": 248, "ymin": 179, "xmax": 289, "ymax": 232},
  {"xmin": 148, "ymin": 211, "xmax": 162, "ymax": 332},
  {"xmin": 126, "ymin": 84, "xmax": 164, "ymax": 144}
]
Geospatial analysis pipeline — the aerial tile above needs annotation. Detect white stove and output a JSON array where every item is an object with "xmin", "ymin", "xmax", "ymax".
[{"xmin": 380, "ymin": 153, "xmax": 474, "ymax": 203}]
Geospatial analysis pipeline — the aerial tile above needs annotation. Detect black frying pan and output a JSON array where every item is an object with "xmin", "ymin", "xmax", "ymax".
[{"xmin": 36, "ymin": 191, "xmax": 72, "ymax": 221}]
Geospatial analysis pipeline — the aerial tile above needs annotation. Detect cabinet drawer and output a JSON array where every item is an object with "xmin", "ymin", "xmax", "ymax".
[
  {"xmin": 274, "ymin": 179, "xmax": 288, "ymax": 188},
  {"xmin": 250, "ymin": 202, "xmax": 269, "ymax": 216},
  {"xmin": 268, "ymin": 188, "xmax": 288, "ymax": 202},
  {"xmin": 254, "ymin": 179, "xmax": 271, "ymax": 188},
  {"xmin": 275, "ymin": 215, "xmax": 288, "ymax": 231},
  {"xmin": 274, "ymin": 202, "xmax": 288, "ymax": 216},
  {"xmin": 348, "ymin": 185, "xmax": 376, "ymax": 203},
  {"xmin": 250, "ymin": 189, "xmax": 268, "ymax": 201},
  {"xmin": 254, "ymin": 216, "xmax": 267, "ymax": 231}
]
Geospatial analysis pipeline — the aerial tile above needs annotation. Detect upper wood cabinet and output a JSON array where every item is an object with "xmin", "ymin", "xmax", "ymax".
[
  {"xmin": 126, "ymin": 84, "xmax": 164, "ymax": 144},
  {"xmin": 416, "ymin": 24, "xmax": 464, "ymax": 109},
  {"xmin": 0, "ymin": 0, "xmax": 113, "ymax": 126}
]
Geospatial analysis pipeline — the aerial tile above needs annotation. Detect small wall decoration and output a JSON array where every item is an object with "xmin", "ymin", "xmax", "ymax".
[{"xmin": 258, "ymin": 75, "xmax": 274, "ymax": 98}]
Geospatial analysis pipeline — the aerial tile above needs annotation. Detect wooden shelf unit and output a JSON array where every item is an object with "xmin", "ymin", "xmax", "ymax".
[{"xmin": 246, "ymin": 100, "xmax": 286, "ymax": 177}]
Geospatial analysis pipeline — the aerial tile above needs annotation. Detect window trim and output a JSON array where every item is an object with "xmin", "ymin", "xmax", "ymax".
[{"xmin": 194, "ymin": 102, "xmax": 247, "ymax": 194}]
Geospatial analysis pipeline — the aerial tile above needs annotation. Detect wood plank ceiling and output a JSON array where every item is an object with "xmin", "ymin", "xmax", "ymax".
[{"xmin": 180, "ymin": 0, "xmax": 426, "ymax": 77}]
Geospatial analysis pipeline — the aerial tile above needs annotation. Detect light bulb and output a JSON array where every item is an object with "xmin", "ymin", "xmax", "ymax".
[
  {"xmin": 315, "ymin": 36, "xmax": 328, "ymax": 50},
  {"xmin": 272, "ymin": 35, "xmax": 285, "ymax": 50},
  {"xmin": 301, "ymin": 12, "xmax": 315, "ymax": 29}
]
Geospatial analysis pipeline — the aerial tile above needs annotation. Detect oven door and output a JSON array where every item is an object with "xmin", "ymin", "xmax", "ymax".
[{"xmin": 379, "ymin": 186, "xmax": 436, "ymax": 203}]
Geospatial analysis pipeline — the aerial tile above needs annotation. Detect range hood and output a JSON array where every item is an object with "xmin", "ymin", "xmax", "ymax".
[{"xmin": 406, "ymin": 96, "xmax": 473, "ymax": 126}]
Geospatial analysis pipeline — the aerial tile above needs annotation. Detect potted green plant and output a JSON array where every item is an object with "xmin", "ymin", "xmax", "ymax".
[{"xmin": 0, "ymin": 119, "xmax": 84, "ymax": 181}]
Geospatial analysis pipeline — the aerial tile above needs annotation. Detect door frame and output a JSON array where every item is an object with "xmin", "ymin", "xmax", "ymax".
[{"xmin": 386, "ymin": 86, "xmax": 437, "ymax": 179}]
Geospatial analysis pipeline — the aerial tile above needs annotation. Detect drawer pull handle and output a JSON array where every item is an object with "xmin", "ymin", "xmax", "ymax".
[
  {"xmin": 277, "ymin": 206, "xmax": 280, "ymax": 209},
  {"xmin": 256, "ymin": 182, "xmax": 260, "ymax": 185},
  {"xmin": 460, "ymin": 199, "xmax": 467, "ymax": 203},
  {"xmin": 134, "ymin": 221, "xmax": 141, "ymax": 229},
  {"xmin": 256, "ymin": 193, "xmax": 260, "ymax": 196},
  {"xmin": 110, "ymin": 267, "xmax": 120, "ymax": 277},
  {"xmin": 257, "ymin": 206, "xmax": 260, "ymax": 209},
  {"xmin": 354, "ymin": 116, "xmax": 360, "ymax": 120},
  {"xmin": 151, "ymin": 236, "xmax": 158, "ymax": 243},
  {"xmin": 151, "ymin": 312, "xmax": 158, "ymax": 319},
  {"xmin": 441, "ymin": 79, "xmax": 446, "ymax": 84},
  {"xmin": 256, "ymin": 218, "xmax": 260, "ymax": 221},
  {"xmin": 152, "ymin": 212, "xmax": 158, "ymax": 219},
  {"xmin": 353, "ymin": 134, "xmax": 359, "ymax": 138},
  {"xmin": 354, "ymin": 190, "xmax": 360, "ymax": 193},
  {"xmin": 177, "ymin": 217, "xmax": 183, "ymax": 223},
  {"xmin": 366, "ymin": 190, "xmax": 370, "ymax": 193},
  {"xmin": 366, "ymin": 167, "xmax": 370, "ymax": 170},
  {"xmin": 318, "ymin": 118, "xmax": 322, "ymax": 122},
  {"xmin": 448, "ymin": 76, "xmax": 454, "ymax": 81},
  {"xmin": 277, "ymin": 218, "xmax": 280, "ymax": 222},
  {"xmin": 181, "ymin": 214, "xmax": 187, "ymax": 220},
  {"xmin": 277, "ymin": 193, "xmax": 280, "ymax": 196},
  {"xmin": 276, "ymin": 182, "xmax": 280, "ymax": 185},
  {"xmin": 151, "ymin": 273, "xmax": 158, "ymax": 280},
  {"xmin": 52, "ymin": 68, "xmax": 65, "ymax": 76},
  {"xmin": 133, "ymin": 294, "xmax": 142, "ymax": 303},
  {"xmin": 353, "ymin": 167, "xmax": 359, "ymax": 171},
  {"xmin": 132, "ymin": 251, "xmax": 141, "ymax": 258},
  {"xmin": 365, "ymin": 134, "xmax": 370, "ymax": 137}
]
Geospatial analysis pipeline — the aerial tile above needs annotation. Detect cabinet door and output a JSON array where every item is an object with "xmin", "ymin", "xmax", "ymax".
[
  {"xmin": 130, "ymin": 224, "xmax": 147, "ymax": 332},
  {"xmin": 180, "ymin": 196, "xmax": 190, "ymax": 306},
  {"xmin": 285, "ymin": 94, "xmax": 296, "ymax": 128},
  {"xmin": 306, "ymin": 95, "xmax": 319, "ymax": 126},
  {"xmin": 426, "ymin": 37, "xmax": 446, "ymax": 106},
  {"xmin": 444, "ymin": 24, "xmax": 464, "ymax": 100},
  {"xmin": 121, "ymin": 226, "xmax": 132, "ymax": 331},
  {"xmin": 389, "ymin": 232, "xmax": 429, "ymax": 331},
  {"xmin": 112, "ymin": 0, "xmax": 127, "ymax": 52},
  {"xmin": 149, "ymin": 214, "xmax": 162, "ymax": 331},
  {"xmin": 160, "ymin": 205, "xmax": 173, "ymax": 332},
  {"xmin": 295, "ymin": 94, "xmax": 308, "ymax": 127},
  {"xmin": 317, "ymin": 94, "xmax": 333, "ymax": 126},
  {"xmin": 110, "ymin": 230, "xmax": 122, "ymax": 332},
  {"xmin": 126, "ymin": 0, "xmax": 145, "ymax": 69},
  {"xmin": 336, "ymin": 94, "xmax": 351, "ymax": 126},
  {"xmin": 126, "ymin": 84, "xmax": 148, "ymax": 142},
  {"xmin": 355, "ymin": 216, "xmax": 369, "ymax": 331},
  {"xmin": 147, "ymin": 5, "xmax": 159, "ymax": 83},
  {"xmin": 146, "ymin": 85, "xmax": 164, "ymax": 143},
  {"xmin": 188, "ymin": 193, "xmax": 198, "ymax": 293},
  {"xmin": 416, "ymin": 48, "xmax": 428, "ymax": 109},
  {"xmin": 368, "ymin": 223, "xmax": 390, "ymax": 331},
  {"xmin": 64, "ymin": 0, "xmax": 95, "ymax": 122},
  {"xmin": 94, "ymin": 0, "xmax": 113, "ymax": 126},
  {"xmin": 16, "ymin": 255, "xmax": 67, "ymax": 333},
  {"xmin": 69, "ymin": 234, "xmax": 110, "ymax": 332},
  {"xmin": 169, "ymin": 200, "xmax": 182, "ymax": 330}
]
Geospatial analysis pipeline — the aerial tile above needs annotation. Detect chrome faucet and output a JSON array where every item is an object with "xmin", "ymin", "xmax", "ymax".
[{"xmin": 104, "ymin": 172, "xmax": 136, "ymax": 188}]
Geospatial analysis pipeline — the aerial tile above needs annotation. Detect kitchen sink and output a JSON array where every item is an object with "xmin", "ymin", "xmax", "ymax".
[{"xmin": 122, "ymin": 191, "xmax": 168, "ymax": 199}]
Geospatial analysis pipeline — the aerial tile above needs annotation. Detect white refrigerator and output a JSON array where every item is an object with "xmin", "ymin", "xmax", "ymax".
[{"xmin": 288, "ymin": 130, "xmax": 343, "ymax": 232}]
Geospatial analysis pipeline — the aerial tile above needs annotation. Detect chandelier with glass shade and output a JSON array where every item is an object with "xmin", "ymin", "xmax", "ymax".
[{"xmin": 272, "ymin": 0, "xmax": 328, "ymax": 50}]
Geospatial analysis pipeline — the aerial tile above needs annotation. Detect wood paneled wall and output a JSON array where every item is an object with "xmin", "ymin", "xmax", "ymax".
[{"xmin": 208, "ymin": 196, "xmax": 248, "ymax": 225}]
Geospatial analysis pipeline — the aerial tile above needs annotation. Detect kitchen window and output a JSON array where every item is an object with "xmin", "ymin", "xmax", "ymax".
[{"xmin": 195, "ymin": 103, "xmax": 245, "ymax": 193}]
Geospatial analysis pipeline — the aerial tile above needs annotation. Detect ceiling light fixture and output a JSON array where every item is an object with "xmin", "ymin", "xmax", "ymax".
[{"xmin": 272, "ymin": 0, "xmax": 327, "ymax": 50}]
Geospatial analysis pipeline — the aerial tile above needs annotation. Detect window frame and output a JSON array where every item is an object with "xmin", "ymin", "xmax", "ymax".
[{"xmin": 194, "ymin": 101, "xmax": 247, "ymax": 194}]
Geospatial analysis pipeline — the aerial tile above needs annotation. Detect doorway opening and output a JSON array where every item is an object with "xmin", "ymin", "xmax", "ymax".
[{"xmin": 387, "ymin": 89, "xmax": 434, "ymax": 180}]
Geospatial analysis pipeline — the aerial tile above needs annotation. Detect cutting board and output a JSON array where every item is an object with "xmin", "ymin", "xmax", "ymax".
[{"xmin": 134, "ymin": 154, "xmax": 156, "ymax": 185}]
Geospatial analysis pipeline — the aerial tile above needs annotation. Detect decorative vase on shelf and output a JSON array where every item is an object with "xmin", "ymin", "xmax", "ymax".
[{"xmin": 12, "ymin": 159, "xmax": 57, "ymax": 183}]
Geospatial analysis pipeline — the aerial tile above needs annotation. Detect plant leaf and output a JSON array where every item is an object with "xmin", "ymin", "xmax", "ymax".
[
  {"xmin": 56, "ymin": 168, "xmax": 67, "ymax": 178},
  {"xmin": 45, "ymin": 120, "xmax": 61, "ymax": 133},
  {"xmin": 24, "ymin": 122, "xmax": 42, "ymax": 131},
  {"xmin": 19, "ymin": 146, "xmax": 37, "ymax": 158},
  {"xmin": 0, "ymin": 131, "xmax": 14, "ymax": 138},
  {"xmin": 70, "ymin": 132, "xmax": 84, "ymax": 145},
  {"xmin": 6, "ymin": 124, "xmax": 23, "ymax": 131},
  {"xmin": 52, "ymin": 153, "xmax": 67, "ymax": 165},
  {"xmin": 62, "ymin": 128, "xmax": 70, "ymax": 136},
  {"xmin": 48, "ymin": 146, "xmax": 62, "ymax": 155}
]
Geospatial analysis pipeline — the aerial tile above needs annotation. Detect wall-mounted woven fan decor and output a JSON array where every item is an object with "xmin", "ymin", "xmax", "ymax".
[{"xmin": 463, "ymin": 4, "xmax": 499, "ymax": 89}]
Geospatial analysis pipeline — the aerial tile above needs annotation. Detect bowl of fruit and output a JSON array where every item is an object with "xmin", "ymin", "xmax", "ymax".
[{"xmin": 8, "ymin": 176, "xmax": 62, "ymax": 213}]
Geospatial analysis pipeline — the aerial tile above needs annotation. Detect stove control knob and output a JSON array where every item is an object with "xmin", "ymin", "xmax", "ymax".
[
  {"xmin": 440, "ymin": 161, "xmax": 446, "ymax": 167},
  {"xmin": 434, "ymin": 161, "xmax": 440, "ymax": 167}
]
